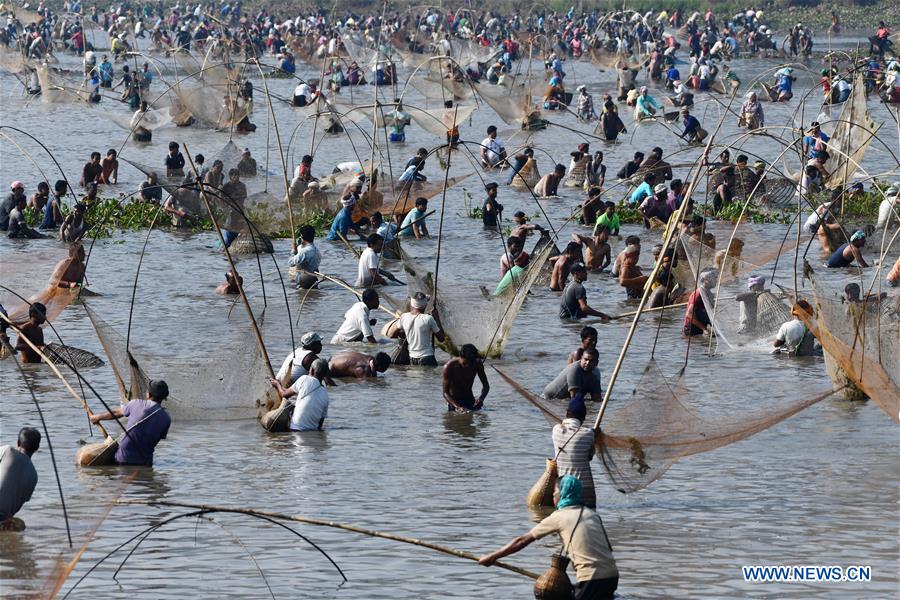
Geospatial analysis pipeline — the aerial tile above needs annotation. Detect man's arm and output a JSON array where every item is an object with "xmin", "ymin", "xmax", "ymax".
[
  {"xmin": 578, "ymin": 298, "xmax": 610, "ymax": 321},
  {"xmin": 478, "ymin": 533, "xmax": 536, "ymax": 566},
  {"xmin": 849, "ymin": 244, "xmax": 869, "ymax": 268},
  {"xmin": 269, "ymin": 379, "xmax": 296, "ymax": 399},
  {"xmin": 442, "ymin": 364, "xmax": 466, "ymax": 411},
  {"xmin": 475, "ymin": 361, "xmax": 490, "ymax": 406},
  {"xmin": 90, "ymin": 405, "xmax": 125, "ymax": 423}
]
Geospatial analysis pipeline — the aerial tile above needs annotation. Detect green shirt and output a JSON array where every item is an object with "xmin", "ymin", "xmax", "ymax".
[
  {"xmin": 494, "ymin": 265, "xmax": 525, "ymax": 295},
  {"xmin": 594, "ymin": 212, "xmax": 620, "ymax": 235}
]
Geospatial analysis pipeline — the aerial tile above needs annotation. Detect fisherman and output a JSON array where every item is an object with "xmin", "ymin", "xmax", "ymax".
[
  {"xmin": 328, "ymin": 350, "xmax": 392, "ymax": 379},
  {"xmin": 543, "ymin": 347, "xmax": 603, "ymax": 401},
  {"xmin": 567, "ymin": 326, "xmax": 599, "ymax": 365},
  {"xmin": 399, "ymin": 197, "xmax": 429, "ymax": 239},
  {"xmin": 442, "ymin": 343, "xmax": 489, "ymax": 412},
  {"xmin": 639, "ymin": 184, "xmax": 673, "ymax": 228},
  {"xmin": 356, "ymin": 233, "xmax": 391, "ymax": 287},
  {"xmin": 7, "ymin": 196, "xmax": 42, "ymax": 239},
  {"xmin": 630, "ymin": 173, "xmax": 657, "ymax": 207},
  {"xmin": 480, "ymin": 125, "xmax": 507, "ymax": 169},
  {"xmin": 237, "ymin": 148, "xmax": 257, "ymax": 177},
  {"xmin": 500, "ymin": 236, "xmax": 529, "ymax": 277},
  {"xmin": 0, "ymin": 181, "xmax": 26, "ymax": 231},
  {"xmin": 534, "ymin": 164, "xmax": 566, "ymax": 197},
  {"xmin": 802, "ymin": 122, "xmax": 829, "ymax": 160},
  {"xmin": 576, "ymin": 85, "xmax": 596, "ymax": 120},
  {"xmin": 269, "ymin": 359, "xmax": 330, "ymax": 431},
  {"xmin": 552, "ymin": 396, "xmax": 597, "ymax": 508},
  {"xmin": 164, "ymin": 141, "xmax": 185, "ymax": 178},
  {"xmin": 618, "ymin": 245, "xmax": 649, "ymax": 299},
  {"xmin": 573, "ymin": 227, "xmax": 611, "ymax": 271},
  {"xmin": 13, "ymin": 302, "xmax": 46, "ymax": 363},
  {"xmin": 482, "ymin": 182, "xmax": 503, "ymax": 229},
  {"xmin": 292, "ymin": 79, "xmax": 316, "ymax": 107},
  {"xmin": 387, "ymin": 100, "xmax": 412, "ymax": 143},
  {"xmin": 327, "ymin": 182, "xmax": 365, "ymax": 241},
  {"xmin": 599, "ymin": 96, "xmax": 626, "ymax": 141},
  {"xmin": 80, "ymin": 152, "xmax": 102, "ymax": 188},
  {"xmin": 90, "ymin": 380, "xmax": 172, "ymax": 466},
  {"xmin": 391, "ymin": 292, "xmax": 445, "ymax": 366},
  {"xmin": 560, "ymin": 264, "xmax": 610, "ymax": 321},
  {"xmin": 549, "ymin": 242, "xmax": 583, "ymax": 292},
  {"xmin": 214, "ymin": 270, "xmax": 243, "ymax": 295},
  {"xmin": 331, "ymin": 289, "xmax": 380, "ymax": 344},
  {"xmin": 494, "ymin": 250, "xmax": 530, "ymax": 295},
  {"xmin": 99, "ymin": 148, "xmax": 118, "ymax": 185},
  {"xmin": 826, "ymin": 230, "xmax": 869, "ymax": 268},
  {"xmin": 479, "ymin": 475, "xmax": 619, "ymax": 599},
  {"xmin": 773, "ymin": 301, "xmax": 817, "ymax": 356},
  {"xmin": 679, "ymin": 108, "xmax": 704, "ymax": 143},
  {"xmin": 0, "ymin": 428, "xmax": 40, "ymax": 528},
  {"xmin": 740, "ymin": 92, "xmax": 764, "ymax": 130},
  {"xmin": 594, "ymin": 203, "xmax": 620, "ymax": 237},
  {"xmin": 28, "ymin": 181, "xmax": 49, "ymax": 213},
  {"xmin": 735, "ymin": 275, "xmax": 767, "ymax": 333},
  {"xmin": 617, "ymin": 152, "xmax": 644, "ymax": 180},
  {"xmin": 635, "ymin": 86, "xmax": 662, "ymax": 119},
  {"xmin": 289, "ymin": 225, "xmax": 322, "ymax": 289},
  {"xmin": 684, "ymin": 268, "xmax": 715, "ymax": 336},
  {"xmin": 274, "ymin": 332, "xmax": 325, "ymax": 386}
]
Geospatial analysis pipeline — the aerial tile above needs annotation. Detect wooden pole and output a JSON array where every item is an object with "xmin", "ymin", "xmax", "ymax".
[
  {"xmin": 183, "ymin": 147, "xmax": 280, "ymax": 409},
  {"xmin": 115, "ymin": 499, "xmax": 540, "ymax": 579},
  {"xmin": 432, "ymin": 109, "xmax": 458, "ymax": 304}
]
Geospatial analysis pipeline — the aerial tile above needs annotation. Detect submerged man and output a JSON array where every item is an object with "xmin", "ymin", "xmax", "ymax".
[
  {"xmin": 0, "ymin": 427, "xmax": 41, "ymax": 528},
  {"xmin": 331, "ymin": 289, "xmax": 380, "ymax": 344},
  {"xmin": 14, "ymin": 303, "xmax": 47, "ymax": 363},
  {"xmin": 90, "ymin": 380, "xmax": 172, "ymax": 466},
  {"xmin": 543, "ymin": 347, "xmax": 603, "ymax": 401},
  {"xmin": 560, "ymin": 264, "xmax": 610, "ymax": 321},
  {"xmin": 826, "ymin": 230, "xmax": 869, "ymax": 268},
  {"xmin": 442, "ymin": 343, "xmax": 489, "ymax": 412},
  {"xmin": 773, "ymin": 301, "xmax": 817, "ymax": 356},
  {"xmin": 328, "ymin": 351, "xmax": 392, "ymax": 378},
  {"xmin": 479, "ymin": 475, "xmax": 619, "ymax": 600}
]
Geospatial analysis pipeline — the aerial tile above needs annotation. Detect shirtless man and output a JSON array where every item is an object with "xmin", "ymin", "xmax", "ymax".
[
  {"xmin": 50, "ymin": 243, "xmax": 86, "ymax": 289},
  {"xmin": 567, "ymin": 326, "xmax": 598, "ymax": 364},
  {"xmin": 215, "ymin": 270, "xmax": 243, "ymax": 295},
  {"xmin": 550, "ymin": 242, "xmax": 582, "ymax": 291},
  {"xmin": 328, "ymin": 351, "xmax": 391, "ymax": 379},
  {"xmin": 572, "ymin": 226, "xmax": 611, "ymax": 271},
  {"xmin": 442, "ymin": 344, "xmax": 489, "ymax": 412},
  {"xmin": 14, "ymin": 303, "xmax": 46, "ymax": 363},
  {"xmin": 618, "ymin": 245, "xmax": 649, "ymax": 298}
]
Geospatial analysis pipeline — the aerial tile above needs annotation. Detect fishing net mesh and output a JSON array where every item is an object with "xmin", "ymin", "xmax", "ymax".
[
  {"xmin": 495, "ymin": 361, "xmax": 832, "ymax": 493},
  {"xmin": 84, "ymin": 303, "xmax": 275, "ymax": 421},
  {"xmin": 400, "ymin": 242, "xmax": 553, "ymax": 357},
  {"xmin": 801, "ymin": 268, "xmax": 900, "ymax": 422},
  {"xmin": 0, "ymin": 245, "xmax": 80, "ymax": 326},
  {"xmin": 824, "ymin": 73, "xmax": 880, "ymax": 189},
  {"xmin": 409, "ymin": 105, "xmax": 476, "ymax": 136},
  {"xmin": 474, "ymin": 82, "xmax": 530, "ymax": 125}
]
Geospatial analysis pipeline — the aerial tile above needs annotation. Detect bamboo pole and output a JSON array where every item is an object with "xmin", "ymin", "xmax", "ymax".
[
  {"xmin": 432, "ymin": 109, "xmax": 458, "ymax": 303},
  {"xmin": 592, "ymin": 91, "xmax": 735, "ymax": 431},
  {"xmin": 183, "ymin": 147, "xmax": 280, "ymax": 409},
  {"xmin": 114, "ymin": 499, "xmax": 540, "ymax": 579},
  {"xmin": 609, "ymin": 302, "xmax": 688, "ymax": 320},
  {"xmin": 0, "ymin": 314, "xmax": 112, "ymax": 440}
]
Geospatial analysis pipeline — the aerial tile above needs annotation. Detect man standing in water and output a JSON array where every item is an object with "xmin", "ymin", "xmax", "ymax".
[
  {"xmin": 560, "ymin": 264, "xmax": 610, "ymax": 321},
  {"xmin": 91, "ymin": 380, "xmax": 171, "ymax": 466},
  {"xmin": 479, "ymin": 476, "xmax": 619, "ymax": 599},
  {"xmin": 270, "ymin": 359, "xmax": 330, "ymax": 431},
  {"xmin": 482, "ymin": 182, "xmax": 503, "ymax": 229},
  {"xmin": 543, "ymin": 347, "xmax": 603, "ymax": 401},
  {"xmin": 480, "ymin": 125, "xmax": 507, "ymax": 169},
  {"xmin": 14, "ymin": 303, "xmax": 47, "ymax": 363},
  {"xmin": 393, "ymin": 292, "xmax": 445, "ymax": 366},
  {"xmin": 552, "ymin": 396, "xmax": 597, "ymax": 508},
  {"xmin": 332, "ymin": 289, "xmax": 380, "ymax": 344},
  {"xmin": 0, "ymin": 428, "xmax": 40, "ymax": 528},
  {"xmin": 275, "ymin": 332, "xmax": 325, "ymax": 386},
  {"xmin": 442, "ymin": 344, "xmax": 489, "ymax": 412}
]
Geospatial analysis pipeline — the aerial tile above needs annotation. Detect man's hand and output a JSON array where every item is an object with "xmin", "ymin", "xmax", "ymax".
[
  {"xmin": 478, "ymin": 554, "xmax": 496, "ymax": 566},
  {"xmin": 369, "ymin": 318, "xmax": 377, "ymax": 326},
  {"xmin": 90, "ymin": 414, "xmax": 101, "ymax": 424}
]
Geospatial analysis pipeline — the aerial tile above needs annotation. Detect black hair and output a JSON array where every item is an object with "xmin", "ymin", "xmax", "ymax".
[
  {"xmin": 366, "ymin": 233, "xmax": 383, "ymax": 247},
  {"xmin": 168, "ymin": 141, "xmax": 179, "ymax": 151},
  {"xmin": 54, "ymin": 180, "xmax": 67, "ymax": 193},
  {"xmin": 371, "ymin": 211, "xmax": 383, "ymax": 224},
  {"xmin": 228, "ymin": 168, "xmax": 240, "ymax": 177},
  {"xmin": 633, "ymin": 151, "xmax": 644, "ymax": 160},
  {"xmin": 582, "ymin": 347, "xmax": 599, "ymax": 360},
  {"xmin": 37, "ymin": 181, "xmax": 49, "ymax": 191},
  {"xmin": 644, "ymin": 172, "xmax": 657, "ymax": 183},
  {"xmin": 414, "ymin": 197, "xmax": 428, "ymax": 207},
  {"xmin": 18, "ymin": 427, "xmax": 41, "ymax": 455},
  {"xmin": 555, "ymin": 163, "xmax": 566, "ymax": 173},
  {"xmin": 736, "ymin": 154, "xmax": 748, "ymax": 163},
  {"xmin": 373, "ymin": 352, "xmax": 391, "ymax": 370},
  {"xmin": 298, "ymin": 225, "xmax": 315, "ymax": 242},
  {"xmin": 486, "ymin": 125, "xmax": 497, "ymax": 134},
  {"xmin": 580, "ymin": 326, "xmax": 598, "ymax": 340},
  {"xmin": 28, "ymin": 302, "xmax": 47, "ymax": 321},
  {"xmin": 460, "ymin": 344, "xmax": 479, "ymax": 360},
  {"xmin": 195, "ymin": 153, "xmax": 204, "ymax": 164},
  {"xmin": 625, "ymin": 235, "xmax": 641, "ymax": 246},
  {"xmin": 91, "ymin": 151, "xmax": 101, "ymax": 160},
  {"xmin": 361, "ymin": 288, "xmax": 379, "ymax": 304}
]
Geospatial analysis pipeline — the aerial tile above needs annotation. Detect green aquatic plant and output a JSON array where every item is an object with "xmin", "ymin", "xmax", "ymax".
[{"xmin": 628, "ymin": 437, "xmax": 651, "ymax": 475}]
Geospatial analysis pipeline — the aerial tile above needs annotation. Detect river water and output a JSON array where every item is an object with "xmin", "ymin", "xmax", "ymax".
[{"xmin": 1, "ymin": 32, "xmax": 898, "ymax": 598}]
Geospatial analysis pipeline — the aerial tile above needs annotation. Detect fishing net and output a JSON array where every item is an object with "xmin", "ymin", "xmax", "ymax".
[
  {"xmin": 450, "ymin": 39, "xmax": 499, "ymax": 67},
  {"xmin": 0, "ymin": 245, "xmax": 81, "ymax": 326},
  {"xmin": 35, "ymin": 64, "xmax": 84, "ymax": 103},
  {"xmin": 0, "ymin": 46, "xmax": 27, "ymax": 73},
  {"xmin": 800, "ymin": 266, "xmax": 900, "ymax": 422},
  {"xmin": 408, "ymin": 75, "xmax": 473, "ymax": 101},
  {"xmin": 474, "ymin": 82, "xmax": 532, "ymax": 125},
  {"xmin": 494, "ymin": 360, "xmax": 834, "ymax": 493},
  {"xmin": 823, "ymin": 73, "xmax": 880, "ymax": 189},
  {"xmin": 174, "ymin": 83, "xmax": 250, "ymax": 130},
  {"xmin": 42, "ymin": 342, "xmax": 104, "ymax": 368},
  {"xmin": 107, "ymin": 107, "xmax": 173, "ymax": 132},
  {"xmin": 409, "ymin": 105, "xmax": 476, "ymax": 136},
  {"xmin": 84, "ymin": 303, "xmax": 275, "ymax": 421},
  {"xmin": 399, "ymin": 242, "xmax": 553, "ymax": 357}
]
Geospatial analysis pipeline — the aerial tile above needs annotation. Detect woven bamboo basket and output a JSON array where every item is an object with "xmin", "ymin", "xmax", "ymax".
[
  {"xmin": 525, "ymin": 458, "xmax": 558, "ymax": 508},
  {"xmin": 533, "ymin": 554, "xmax": 573, "ymax": 600}
]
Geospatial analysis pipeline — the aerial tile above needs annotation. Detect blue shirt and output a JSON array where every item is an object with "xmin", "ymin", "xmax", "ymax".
[
  {"xmin": 399, "ymin": 208, "xmax": 425, "ymax": 237},
  {"xmin": 114, "ymin": 399, "xmax": 171, "ymax": 466},
  {"xmin": 777, "ymin": 75, "xmax": 792, "ymax": 93},
  {"xmin": 682, "ymin": 115, "xmax": 701, "ymax": 137},
  {"xmin": 377, "ymin": 221, "xmax": 397, "ymax": 242},
  {"xmin": 630, "ymin": 181, "xmax": 653, "ymax": 205},
  {"xmin": 289, "ymin": 242, "xmax": 321, "ymax": 272},
  {"xmin": 327, "ymin": 207, "xmax": 352, "ymax": 240}
]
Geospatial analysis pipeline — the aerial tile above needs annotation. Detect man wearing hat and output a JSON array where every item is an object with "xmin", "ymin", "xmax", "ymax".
[
  {"xmin": 679, "ymin": 108, "xmax": 704, "ymax": 143},
  {"xmin": 91, "ymin": 380, "xmax": 172, "ymax": 467},
  {"xmin": 392, "ymin": 291, "xmax": 445, "ymax": 366},
  {"xmin": 275, "ymin": 332, "xmax": 325, "ymax": 386},
  {"xmin": 1, "ymin": 181, "xmax": 26, "ymax": 231},
  {"xmin": 639, "ymin": 183, "xmax": 673, "ymax": 229},
  {"xmin": 773, "ymin": 301, "xmax": 817, "ymax": 356},
  {"xmin": 551, "ymin": 388, "xmax": 598, "ymax": 508},
  {"xmin": 482, "ymin": 182, "xmax": 503, "ymax": 229}
]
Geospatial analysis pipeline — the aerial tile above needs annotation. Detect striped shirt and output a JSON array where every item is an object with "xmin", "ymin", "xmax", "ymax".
[{"xmin": 552, "ymin": 418, "xmax": 596, "ymax": 507}]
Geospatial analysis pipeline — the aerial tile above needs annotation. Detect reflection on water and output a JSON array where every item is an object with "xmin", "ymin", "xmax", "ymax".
[{"xmin": 0, "ymin": 32, "xmax": 897, "ymax": 599}]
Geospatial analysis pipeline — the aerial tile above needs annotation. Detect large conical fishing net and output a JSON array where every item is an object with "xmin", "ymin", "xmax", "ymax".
[
  {"xmin": 800, "ymin": 266, "xmax": 900, "ymax": 423},
  {"xmin": 106, "ymin": 107, "xmax": 173, "ymax": 132},
  {"xmin": 494, "ymin": 360, "xmax": 834, "ymax": 493},
  {"xmin": 408, "ymin": 105, "xmax": 476, "ymax": 136},
  {"xmin": 823, "ymin": 73, "xmax": 880, "ymax": 189},
  {"xmin": 399, "ymin": 242, "xmax": 553, "ymax": 357},
  {"xmin": 0, "ymin": 244, "xmax": 80, "ymax": 326},
  {"xmin": 36, "ymin": 63, "xmax": 85, "ymax": 103},
  {"xmin": 408, "ymin": 74, "xmax": 473, "ymax": 101},
  {"xmin": 449, "ymin": 39, "xmax": 499, "ymax": 67},
  {"xmin": 474, "ymin": 82, "xmax": 532, "ymax": 125},
  {"xmin": 84, "ymin": 303, "xmax": 274, "ymax": 421},
  {"xmin": 174, "ymin": 82, "xmax": 250, "ymax": 130}
]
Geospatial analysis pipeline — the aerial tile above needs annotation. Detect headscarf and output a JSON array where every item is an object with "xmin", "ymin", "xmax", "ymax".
[
  {"xmin": 850, "ymin": 230, "xmax": 866, "ymax": 243},
  {"xmin": 747, "ymin": 274, "xmax": 765, "ymax": 289},
  {"xmin": 556, "ymin": 475, "xmax": 583, "ymax": 510}
]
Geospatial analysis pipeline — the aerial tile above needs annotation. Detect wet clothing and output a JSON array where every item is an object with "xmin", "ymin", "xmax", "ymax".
[
  {"xmin": 543, "ymin": 363, "xmax": 603, "ymax": 400},
  {"xmin": 482, "ymin": 198, "xmax": 503, "ymax": 228},
  {"xmin": 14, "ymin": 323, "xmax": 43, "ymax": 362},
  {"xmin": 399, "ymin": 312, "xmax": 440, "ymax": 360},
  {"xmin": 552, "ymin": 419, "xmax": 596, "ymax": 508},
  {"xmin": 776, "ymin": 319, "xmax": 815, "ymax": 356},
  {"xmin": 683, "ymin": 289, "xmax": 710, "ymax": 336},
  {"xmin": 331, "ymin": 301, "xmax": 373, "ymax": 343},
  {"xmin": 114, "ymin": 399, "xmax": 171, "ymax": 466},
  {"xmin": 289, "ymin": 375, "xmax": 328, "ymax": 431},
  {"xmin": 530, "ymin": 506, "xmax": 619, "ymax": 583},
  {"xmin": 0, "ymin": 446, "xmax": 37, "ymax": 520},
  {"xmin": 560, "ymin": 280, "xmax": 588, "ymax": 320},
  {"xmin": 276, "ymin": 348, "xmax": 314, "ymax": 385},
  {"xmin": 826, "ymin": 243, "xmax": 854, "ymax": 268}
]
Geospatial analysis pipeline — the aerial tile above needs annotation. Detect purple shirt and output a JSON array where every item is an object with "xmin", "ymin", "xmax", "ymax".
[{"xmin": 114, "ymin": 399, "xmax": 171, "ymax": 466}]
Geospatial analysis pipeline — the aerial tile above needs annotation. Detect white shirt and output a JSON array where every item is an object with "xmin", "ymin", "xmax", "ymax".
[
  {"xmin": 481, "ymin": 136, "xmax": 505, "ymax": 166},
  {"xmin": 331, "ymin": 301, "xmax": 373, "ymax": 343},
  {"xmin": 803, "ymin": 200, "xmax": 834, "ymax": 233},
  {"xmin": 399, "ymin": 312, "xmax": 440, "ymax": 359},
  {"xmin": 776, "ymin": 319, "xmax": 806, "ymax": 351},
  {"xmin": 289, "ymin": 375, "xmax": 328, "ymax": 431},
  {"xmin": 294, "ymin": 82, "xmax": 311, "ymax": 98},
  {"xmin": 276, "ymin": 348, "xmax": 313, "ymax": 385},
  {"xmin": 356, "ymin": 247, "xmax": 380, "ymax": 287}
]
